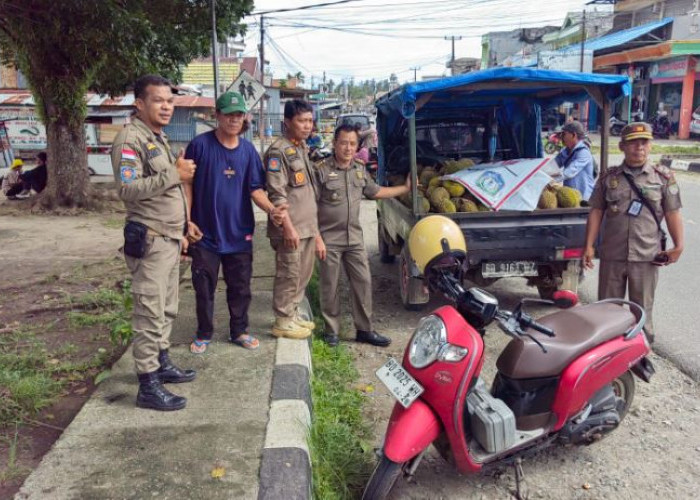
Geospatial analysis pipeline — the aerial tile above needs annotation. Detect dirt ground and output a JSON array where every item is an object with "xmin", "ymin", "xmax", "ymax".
[
  {"xmin": 0, "ymin": 205, "xmax": 128, "ymax": 498},
  {"xmin": 338, "ymin": 201, "xmax": 700, "ymax": 499}
]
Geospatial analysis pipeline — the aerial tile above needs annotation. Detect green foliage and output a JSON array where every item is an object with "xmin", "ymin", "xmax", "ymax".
[
  {"xmin": 64, "ymin": 281, "xmax": 133, "ymax": 345},
  {"xmin": 306, "ymin": 268, "xmax": 375, "ymax": 499}
]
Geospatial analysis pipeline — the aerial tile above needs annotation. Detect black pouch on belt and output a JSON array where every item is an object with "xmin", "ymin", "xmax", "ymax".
[{"xmin": 123, "ymin": 221, "xmax": 149, "ymax": 258}]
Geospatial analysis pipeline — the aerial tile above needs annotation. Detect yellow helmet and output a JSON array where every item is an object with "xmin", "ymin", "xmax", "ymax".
[
  {"xmin": 408, "ymin": 215, "xmax": 467, "ymax": 274},
  {"xmin": 11, "ymin": 158, "xmax": 23, "ymax": 169}
]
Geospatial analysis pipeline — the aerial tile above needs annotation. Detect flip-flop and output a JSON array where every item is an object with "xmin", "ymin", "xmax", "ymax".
[
  {"xmin": 190, "ymin": 338, "xmax": 210, "ymax": 354},
  {"xmin": 231, "ymin": 333, "xmax": 260, "ymax": 350}
]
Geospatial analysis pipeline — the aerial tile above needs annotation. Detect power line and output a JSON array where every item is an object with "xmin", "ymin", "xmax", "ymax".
[{"xmin": 252, "ymin": 0, "xmax": 368, "ymax": 15}]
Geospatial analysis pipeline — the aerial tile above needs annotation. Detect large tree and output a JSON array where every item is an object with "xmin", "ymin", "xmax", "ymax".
[{"xmin": 0, "ymin": 0, "xmax": 253, "ymax": 208}]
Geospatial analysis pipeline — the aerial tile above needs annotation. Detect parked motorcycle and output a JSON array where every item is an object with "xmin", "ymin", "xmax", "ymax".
[
  {"xmin": 363, "ymin": 216, "xmax": 653, "ymax": 500},
  {"xmin": 543, "ymin": 131, "xmax": 562, "ymax": 154},
  {"xmin": 609, "ymin": 115, "xmax": 627, "ymax": 136},
  {"xmin": 651, "ymin": 111, "xmax": 672, "ymax": 139}
]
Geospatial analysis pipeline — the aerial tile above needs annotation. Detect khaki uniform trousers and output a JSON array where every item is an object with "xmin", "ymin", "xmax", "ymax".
[
  {"xmin": 125, "ymin": 235, "xmax": 181, "ymax": 374},
  {"xmin": 319, "ymin": 245, "xmax": 373, "ymax": 336},
  {"xmin": 598, "ymin": 260, "xmax": 658, "ymax": 341},
  {"xmin": 271, "ymin": 237, "xmax": 316, "ymax": 319}
]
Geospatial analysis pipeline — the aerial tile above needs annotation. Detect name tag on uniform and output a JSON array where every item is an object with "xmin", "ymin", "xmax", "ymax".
[{"xmin": 627, "ymin": 199, "xmax": 643, "ymax": 217}]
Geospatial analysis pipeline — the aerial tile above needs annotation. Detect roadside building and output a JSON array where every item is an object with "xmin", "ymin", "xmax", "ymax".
[{"xmin": 481, "ymin": 26, "xmax": 559, "ymax": 69}]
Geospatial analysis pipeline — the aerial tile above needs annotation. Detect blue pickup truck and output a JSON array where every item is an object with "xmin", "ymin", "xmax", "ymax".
[{"xmin": 374, "ymin": 67, "xmax": 630, "ymax": 309}]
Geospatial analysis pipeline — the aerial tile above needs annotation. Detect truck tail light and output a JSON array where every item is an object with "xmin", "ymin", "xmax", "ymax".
[{"xmin": 556, "ymin": 248, "xmax": 584, "ymax": 260}]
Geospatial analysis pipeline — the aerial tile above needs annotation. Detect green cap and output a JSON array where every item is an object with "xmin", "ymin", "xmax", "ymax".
[{"xmin": 216, "ymin": 91, "xmax": 247, "ymax": 114}]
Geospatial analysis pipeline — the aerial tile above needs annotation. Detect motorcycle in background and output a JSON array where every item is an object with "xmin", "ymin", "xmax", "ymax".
[
  {"xmin": 543, "ymin": 131, "xmax": 562, "ymax": 154},
  {"xmin": 363, "ymin": 216, "xmax": 654, "ymax": 500},
  {"xmin": 651, "ymin": 111, "xmax": 672, "ymax": 139}
]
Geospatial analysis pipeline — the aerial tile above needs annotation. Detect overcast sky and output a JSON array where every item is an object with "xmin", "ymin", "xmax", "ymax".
[{"xmin": 241, "ymin": 0, "xmax": 609, "ymax": 85}]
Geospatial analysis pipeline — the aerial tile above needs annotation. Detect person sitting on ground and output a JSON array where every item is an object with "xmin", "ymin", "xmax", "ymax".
[
  {"xmin": 20, "ymin": 152, "xmax": 48, "ymax": 194},
  {"xmin": 554, "ymin": 120, "xmax": 595, "ymax": 201},
  {"xmin": 2, "ymin": 159, "xmax": 29, "ymax": 199}
]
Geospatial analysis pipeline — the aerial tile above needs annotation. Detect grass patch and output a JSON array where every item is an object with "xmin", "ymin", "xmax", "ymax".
[
  {"xmin": 67, "ymin": 283, "xmax": 133, "ymax": 346},
  {"xmin": 307, "ymin": 268, "xmax": 375, "ymax": 499},
  {"xmin": 102, "ymin": 217, "xmax": 124, "ymax": 229}
]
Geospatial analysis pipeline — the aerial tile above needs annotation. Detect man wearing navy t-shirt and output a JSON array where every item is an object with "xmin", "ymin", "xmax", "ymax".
[{"xmin": 184, "ymin": 91, "xmax": 286, "ymax": 353}]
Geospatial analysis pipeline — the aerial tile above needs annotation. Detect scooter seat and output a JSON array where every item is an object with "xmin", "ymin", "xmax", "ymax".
[{"xmin": 496, "ymin": 303, "xmax": 637, "ymax": 379}]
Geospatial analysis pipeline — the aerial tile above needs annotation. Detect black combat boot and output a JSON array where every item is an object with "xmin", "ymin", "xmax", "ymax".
[
  {"xmin": 323, "ymin": 332, "xmax": 339, "ymax": 347},
  {"xmin": 157, "ymin": 349, "xmax": 196, "ymax": 383},
  {"xmin": 136, "ymin": 372, "xmax": 187, "ymax": 411},
  {"xmin": 356, "ymin": 330, "xmax": 391, "ymax": 347}
]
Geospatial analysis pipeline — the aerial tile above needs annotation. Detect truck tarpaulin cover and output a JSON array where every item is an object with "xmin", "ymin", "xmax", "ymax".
[{"xmin": 375, "ymin": 67, "xmax": 630, "ymax": 168}]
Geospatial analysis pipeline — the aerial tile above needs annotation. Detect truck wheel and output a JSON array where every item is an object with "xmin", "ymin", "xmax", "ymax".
[
  {"xmin": 399, "ymin": 251, "xmax": 426, "ymax": 311},
  {"xmin": 362, "ymin": 456, "xmax": 405, "ymax": 500},
  {"xmin": 378, "ymin": 224, "xmax": 395, "ymax": 264}
]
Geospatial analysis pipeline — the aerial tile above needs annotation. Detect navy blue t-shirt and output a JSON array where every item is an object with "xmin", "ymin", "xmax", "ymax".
[{"xmin": 186, "ymin": 131, "xmax": 265, "ymax": 254}]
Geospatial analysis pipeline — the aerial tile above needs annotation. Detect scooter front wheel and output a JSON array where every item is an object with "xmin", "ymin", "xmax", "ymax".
[
  {"xmin": 362, "ymin": 456, "xmax": 405, "ymax": 500},
  {"xmin": 544, "ymin": 142, "xmax": 557, "ymax": 154}
]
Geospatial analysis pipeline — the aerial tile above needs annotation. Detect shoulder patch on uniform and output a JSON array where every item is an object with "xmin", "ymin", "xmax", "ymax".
[
  {"xmin": 121, "ymin": 148, "xmax": 137, "ymax": 161},
  {"xmin": 120, "ymin": 165, "xmax": 136, "ymax": 184},
  {"xmin": 267, "ymin": 157, "xmax": 281, "ymax": 172}
]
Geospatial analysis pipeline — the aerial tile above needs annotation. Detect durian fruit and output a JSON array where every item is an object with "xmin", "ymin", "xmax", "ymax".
[
  {"xmin": 477, "ymin": 202, "xmax": 490, "ymax": 212},
  {"xmin": 443, "ymin": 158, "xmax": 475, "ymax": 175},
  {"xmin": 443, "ymin": 180, "xmax": 466, "ymax": 197},
  {"xmin": 425, "ymin": 185, "xmax": 437, "ymax": 199},
  {"xmin": 436, "ymin": 199, "xmax": 457, "ymax": 213},
  {"xmin": 428, "ymin": 176, "xmax": 442, "ymax": 188},
  {"xmin": 537, "ymin": 189, "xmax": 557, "ymax": 209},
  {"xmin": 419, "ymin": 167, "xmax": 439, "ymax": 186},
  {"xmin": 456, "ymin": 198, "xmax": 479, "ymax": 213},
  {"xmin": 556, "ymin": 186, "xmax": 582, "ymax": 208},
  {"xmin": 429, "ymin": 186, "xmax": 450, "ymax": 208},
  {"xmin": 418, "ymin": 195, "xmax": 431, "ymax": 213}
]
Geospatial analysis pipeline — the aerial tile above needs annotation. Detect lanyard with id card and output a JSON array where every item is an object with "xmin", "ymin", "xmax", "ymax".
[{"xmin": 627, "ymin": 199, "xmax": 643, "ymax": 217}]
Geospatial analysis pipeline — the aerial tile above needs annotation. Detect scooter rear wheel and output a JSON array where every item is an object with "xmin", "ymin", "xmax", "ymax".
[
  {"xmin": 362, "ymin": 456, "xmax": 405, "ymax": 500},
  {"xmin": 611, "ymin": 370, "xmax": 635, "ymax": 421}
]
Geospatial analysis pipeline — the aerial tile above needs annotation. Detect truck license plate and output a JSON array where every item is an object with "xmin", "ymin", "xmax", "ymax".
[
  {"xmin": 482, "ymin": 261, "xmax": 538, "ymax": 278},
  {"xmin": 376, "ymin": 358, "xmax": 424, "ymax": 409}
]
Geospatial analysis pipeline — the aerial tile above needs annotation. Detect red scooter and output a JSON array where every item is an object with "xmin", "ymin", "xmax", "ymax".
[{"xmin": 363, "ymin": 259, "xmax": 654, "ymax": 499}]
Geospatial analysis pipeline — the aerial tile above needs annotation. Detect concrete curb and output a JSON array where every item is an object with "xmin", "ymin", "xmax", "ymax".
[
  {"xmin": 258, "ymin": 336, "xmax": 313, "ymax": 500},
  {"xmin": 660, "ymin": 156, "xmax": 700, "ymax": 173}
]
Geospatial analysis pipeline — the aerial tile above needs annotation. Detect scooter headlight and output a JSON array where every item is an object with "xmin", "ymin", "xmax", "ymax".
[{"xmin": 408, "ymin": 315, "xmax": 447, "ymax": 369}]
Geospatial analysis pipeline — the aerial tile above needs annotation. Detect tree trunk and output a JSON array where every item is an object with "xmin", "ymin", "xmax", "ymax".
[{"xmin": 40, "ymin": 116, "xmax": 91, "ymax": 209}]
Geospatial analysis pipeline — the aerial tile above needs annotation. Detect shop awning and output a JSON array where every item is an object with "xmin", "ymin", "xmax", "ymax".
[{"xmin": 560, "ymin": 17, "xmax": 673, "ymax": 54}]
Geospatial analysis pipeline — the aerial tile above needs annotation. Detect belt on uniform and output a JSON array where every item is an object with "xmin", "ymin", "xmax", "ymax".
[{"xmin": 147, "ymin": 229, "xmax": 174, "ymax": 241}]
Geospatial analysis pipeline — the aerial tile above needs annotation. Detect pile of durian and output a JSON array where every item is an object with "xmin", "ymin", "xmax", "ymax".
[{"xmin": 388, "ymin": 158, "xmax": 583, "ymax": 213}]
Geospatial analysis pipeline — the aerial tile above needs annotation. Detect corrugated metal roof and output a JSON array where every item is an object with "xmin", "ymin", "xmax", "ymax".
[
  {"xmin": 0, "ymin": 91, "xmax": 213, "ymax": 108},
  {"xmin": 560, "ymin": 17, "xmax": 673, "ymax": 54}
]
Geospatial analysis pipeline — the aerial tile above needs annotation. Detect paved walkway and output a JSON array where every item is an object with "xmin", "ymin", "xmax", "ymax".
[{"xmin": 15, "ymin": 222, "xmax": 312, "ymax": 500}]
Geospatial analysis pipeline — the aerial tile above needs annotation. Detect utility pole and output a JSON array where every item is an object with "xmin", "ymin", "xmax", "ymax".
[
  {"xmin": 210, "ymin": 0, "xmax": 220, "ymax": 101},
  {"xmin": 410, "ymin": 66, "xmax": 420, "ymax": 82},
  {"xmin": 579, "ymin": 9, "xmax": 586, "ymax": 72},
  {"xmin": 444, "ymin": 35, "xmax": 462, "ymax": 75},
  {"xmin": 259, "ymin": 14, "xmax": 265, "ymax": 141}
]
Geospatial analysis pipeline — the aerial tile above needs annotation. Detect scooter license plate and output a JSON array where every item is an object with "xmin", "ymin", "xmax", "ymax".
[
  {"xmin": 376, "ymin": 357, "xmax": 424, "ymax": 409},
  {"xmin": 482, "ymin": 261, "xmax": 538, "ymax": 278}
]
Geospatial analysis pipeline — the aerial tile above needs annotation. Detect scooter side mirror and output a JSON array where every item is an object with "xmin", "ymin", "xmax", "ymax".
[{"xmin": 552, "ymin": 289, "xmax": 578, "ymax": 309}]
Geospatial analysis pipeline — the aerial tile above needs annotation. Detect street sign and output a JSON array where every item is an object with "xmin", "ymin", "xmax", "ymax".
[{"xmin": 227, "ymin": 70, "xmax": 266, "ymax": 111}]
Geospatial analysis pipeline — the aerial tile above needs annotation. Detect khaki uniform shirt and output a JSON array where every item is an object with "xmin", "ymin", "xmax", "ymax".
[
  {"xmin": 589, "ymin": 161, "xmax": 682, "ymax": 262},
  {"xmin": 111, "ymin": 117, "xmax": 187, "ymax": 240},
  {"xmin": 315, "ymin": 157, "xmax": 380, "ymax": 247},
  {"xmin": 264, "ymin": 137, "xmax": 318, "ymax": 239}
]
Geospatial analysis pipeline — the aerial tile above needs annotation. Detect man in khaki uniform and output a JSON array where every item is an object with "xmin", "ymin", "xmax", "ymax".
[
  {"xmin": 112, "ymin": 74, "xmax": 198, "ymax": 411},
  {"xmin": 315, "ymin": 124, "xmax": 410, "ymax": 347},
  {"xmin": 584, "ymin": 122, "xmax": 684, "ymax": 343},
  {"xmin": 264, "ymin": 99, "xmax": 320, "ymax": 339}
]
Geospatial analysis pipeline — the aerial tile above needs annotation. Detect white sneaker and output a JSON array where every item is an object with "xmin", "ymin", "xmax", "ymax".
[{"xmin": 15, "ymin": 190, "xmax": 30, "ymax": 199}]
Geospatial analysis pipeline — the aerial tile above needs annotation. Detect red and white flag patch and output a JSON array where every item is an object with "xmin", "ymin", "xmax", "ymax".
[{"xmin": 121, "ymin": 148, "xmax": 137, "ymax": 161}]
